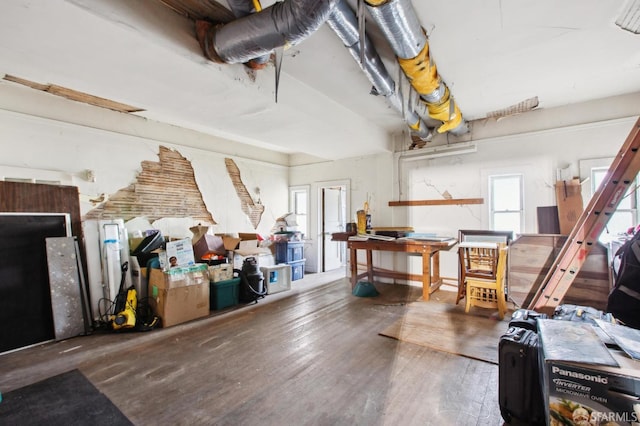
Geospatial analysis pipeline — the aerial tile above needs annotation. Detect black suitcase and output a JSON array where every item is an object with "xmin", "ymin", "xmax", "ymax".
[
  {"xmin": 498, "ymin": 326, "xmax": 546, "ymax": 425},
  {"xmin": 508, "ymin": 309, "xmax": 548, "ymax": 332}
]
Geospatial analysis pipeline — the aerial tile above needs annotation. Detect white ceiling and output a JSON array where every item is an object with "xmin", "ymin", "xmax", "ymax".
[{"xmin": 1, "ymin": 0, "xmax": 639, "ymax": 161}]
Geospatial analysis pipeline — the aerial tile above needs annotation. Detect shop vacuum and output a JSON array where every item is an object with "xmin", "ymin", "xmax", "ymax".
[{"xmin": 237, "ymin": 257, "xmax": 266, "ymax": 304}]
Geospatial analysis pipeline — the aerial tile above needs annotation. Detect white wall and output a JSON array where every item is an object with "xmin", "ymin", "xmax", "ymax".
[
  {"xmin": 396, "ymin": 117, "xmax": 638, "ymax": 280},
  {"xmin": 288, "ymin": 153, "xmax": 395, "ymax": 272},
  {"xmin": 0, "ymin": 109, "xmax": 289, "ymax": 238},
  {"xmin": 3, "ymin": 87, "xmax": 639, "ymax": 286},
  {"xmin": 290, "ymin": 112, "xmax": 640, "ymax": 282}
]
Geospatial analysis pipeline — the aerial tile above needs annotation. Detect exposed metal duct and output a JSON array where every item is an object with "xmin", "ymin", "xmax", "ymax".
[
  {"xmin": 196, "ymin": 0, "xmax": 338, "ymax": 65},
  {"xmin": 326, "ymin": 0, "xmax": 432, "ymax": 141},
  {"xmin": 224, "ymin": 0, "xmax": 270, "ymax": 69},
  {"xmin": 365, "ymin": 0, "xmax": 468, "ymax": 135}
]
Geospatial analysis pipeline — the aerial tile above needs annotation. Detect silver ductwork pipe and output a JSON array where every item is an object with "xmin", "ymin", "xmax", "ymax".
[
  {"xmin": 326, "ymin": 0, "xmax": 432, "ymax": 141},
  {"xmin": 204, "ymin": 0, "xmax": 338, "ymax": 65},
  {"xmin": 224, "ymin": 0, "xmax": 270, "ymax": 67},
  {"xmin": 326, "ymin": 0, "xmax": 394, "ymax": 97},
  {"xmin": 365, "ymin": 0, "xmax": 468, "ymax": 135},
  {"xmin": 365, "ymin": 0, "xmax": 425, "ymax": 60}
]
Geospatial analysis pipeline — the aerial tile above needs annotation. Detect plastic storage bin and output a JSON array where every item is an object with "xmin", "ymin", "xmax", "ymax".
[
  {"xmin": 260, "ymin": 264, "xmax": 292, "ymax": 294},
  {"xmin": 275, "ymin": 241, "xmax": 304, "ymax": 263},
  {"xmin": 210, "ymin": 277, "xmax": 240, "ymax": 310},
  {"xmin": 290, "ymin": 260, "xmax": 305, "ymax": 281}
]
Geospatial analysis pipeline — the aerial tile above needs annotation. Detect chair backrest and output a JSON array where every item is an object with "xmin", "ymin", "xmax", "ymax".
[
  {"xmin": 458, "ymin": 229, "xmax": 514, "ymax": 245},
  {"xmin": 459, "ymin": 241, "xmax": 500, "ymax": 279}
]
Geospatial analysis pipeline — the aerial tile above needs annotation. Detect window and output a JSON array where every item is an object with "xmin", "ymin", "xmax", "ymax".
[
  {"xmin": 591, "ymin": 167, "xmax": 638, "ymax": 242},
  {"xmin": 0, "ymin": 165, "xmax": 70, "ymax": 185},
  {"xmin": 289, "ymin": 186, "xmax": 309, "ymax": 238},
  {"xmin": 489, "ymin": 174, "xmax": 523, "ymax": 235}
]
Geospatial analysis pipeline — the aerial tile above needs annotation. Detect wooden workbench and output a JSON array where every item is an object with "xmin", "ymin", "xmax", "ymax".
[{"xmin": 347, "ymin": 238, "xmax": 457, "ymax": 301}]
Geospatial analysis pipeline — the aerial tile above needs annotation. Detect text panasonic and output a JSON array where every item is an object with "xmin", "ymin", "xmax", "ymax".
[{"xmin": 552, "ymin": 366, "xmax": 608, "ymax": 384}]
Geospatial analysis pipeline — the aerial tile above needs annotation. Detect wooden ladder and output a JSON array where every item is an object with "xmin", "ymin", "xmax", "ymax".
[{"xmin": 528, "ymin": 118, "xmax": 640, "ymax": 314}]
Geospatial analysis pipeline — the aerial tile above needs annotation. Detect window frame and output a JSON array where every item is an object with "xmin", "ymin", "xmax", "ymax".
[
  {"xmin": 289, "ymin": 185, "xmax": 310, "ymax": 238},
  {"xmin": 488, "ymin": 173, "xmax": 524, "ymax": 234}
]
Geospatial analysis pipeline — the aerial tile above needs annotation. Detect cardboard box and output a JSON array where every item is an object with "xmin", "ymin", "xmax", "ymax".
[
  {"xmin": 165, "ymin": 237, "xmax": 195, "ymax": 268},
  {"xmin": 189, "ymin": 225, "xmax": 212, "ymax": 244},
  {"xmin": 238, "ymin": 232, "xmax": 259, "ymax": 241},
  {"xmin": 148, "ymin": 264, "xmax": 209, "ymax": 327},
  {"xmin": 539, "ymin": 320, "xmax": 640, "ymax": 425},
  {"xmin": 149, "ymin": 264, "xmax": 208, "ymax": 289},
  {"xmin": 555, "ymin": 179, "xmax": 584, "ymax": 235},
  {"xmin": 216, "ymin": 234, "xmax": 241, "ymax": 251},
  {"xmin": 193, "ymin": 234, "xmax": 225, "ymax": 261},
  {"xmin": 209, "ymin": 263, "xmax": 233, "ymax": 282}
]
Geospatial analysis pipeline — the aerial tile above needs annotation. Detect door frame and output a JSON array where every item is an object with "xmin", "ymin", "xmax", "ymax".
[{"xmin": 317, "ymin": 179, "xmax": 350, "ymax": 272}]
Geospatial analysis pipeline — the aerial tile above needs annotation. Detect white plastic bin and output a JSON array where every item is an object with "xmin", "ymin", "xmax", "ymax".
[{"xmin": 260, "ymin": 264, "xmax": 292, "ymax": 295}]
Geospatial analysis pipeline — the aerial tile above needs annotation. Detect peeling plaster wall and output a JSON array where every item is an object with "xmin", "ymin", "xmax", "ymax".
[{"xmin": 0, "ymin": 109, "xmax": 288, "ymax": 238}]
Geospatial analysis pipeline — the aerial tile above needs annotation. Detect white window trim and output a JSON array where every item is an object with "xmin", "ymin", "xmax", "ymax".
[
  {"xmin": 0, "ymin": 165, "xmax": 73, "ymax": 185},
  {"xmin": 289, "ymin": 185, "xmax": 310, "ymax": 236},
  {"xmin": 481, "ymin": 164, "xmax": 539, "ymax": 234},
  {"xmin": 489, "ymin": 173, "xmax": 524, "ymax": 233}
]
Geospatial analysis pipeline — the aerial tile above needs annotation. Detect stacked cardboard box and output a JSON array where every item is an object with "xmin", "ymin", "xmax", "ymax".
[{"xmin": 148, "ymin": 264, "xmax": 209, "ymax": 327}]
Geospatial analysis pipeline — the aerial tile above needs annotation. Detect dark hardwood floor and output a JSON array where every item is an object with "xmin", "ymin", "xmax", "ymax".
[{"xmin": 0, "ymin": 270, "xmax": 504, "ymax": 425}]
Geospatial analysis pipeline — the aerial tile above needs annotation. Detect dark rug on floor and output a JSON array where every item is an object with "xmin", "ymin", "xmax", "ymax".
[{"xmin": 0, "ymin": 369, "xmax": 132, "ymax": 426}]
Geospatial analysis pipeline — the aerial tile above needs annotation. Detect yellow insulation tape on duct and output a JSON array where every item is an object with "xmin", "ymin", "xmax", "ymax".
[
  {"xmin": 437, "ymin": 105, "xmax": 463, "ymax": 133},
  {"xmin": 365, "ymin": 0, "xmax": 388, "ymax": 6},
  {"xmin": 409, "ymin": 119, "xmax": 421, "ymax": 131},
  {"xmin": 427, "ymin": 88, "xmax": 463, "ymax": 133},
  {"xmin": 398, "ymin": 44, "xmax": 440, "ymax": 95}
]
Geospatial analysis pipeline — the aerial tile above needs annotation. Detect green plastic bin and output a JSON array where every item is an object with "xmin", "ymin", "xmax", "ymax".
[{"xmin": 210, "ymin": 277, "xmax": 240, "ymax": 310}]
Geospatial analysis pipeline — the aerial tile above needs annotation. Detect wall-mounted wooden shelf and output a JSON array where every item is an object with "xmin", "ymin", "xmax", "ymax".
[{"xmin": 389, "ymin": 198, "xmax": 484, "ymax": 206}]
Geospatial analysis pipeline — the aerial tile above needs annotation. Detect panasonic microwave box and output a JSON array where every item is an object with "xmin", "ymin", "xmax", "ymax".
[{"xmin": 538, "ymin": 319, "xmax": 640, "ymax": 425}]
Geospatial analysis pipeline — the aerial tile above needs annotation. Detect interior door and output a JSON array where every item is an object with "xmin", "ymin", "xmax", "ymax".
[{"xmin": 322, "ymin": 186, "xmax": 345, "ymax": 271}]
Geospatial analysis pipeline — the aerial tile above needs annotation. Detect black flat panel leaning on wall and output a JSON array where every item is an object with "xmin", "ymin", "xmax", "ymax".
[{"xmin": 0, "ymin": 214, "xmax": 68, "ymax": 353}]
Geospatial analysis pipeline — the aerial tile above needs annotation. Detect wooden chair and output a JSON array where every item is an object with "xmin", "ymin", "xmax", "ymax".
[
  {"xmin": 465, "ymin": 247, "xmax": 508, "ymax": 319},
  {"xmin": 456, "ymin": 241, "xmax": 500, "ymax": 305}
]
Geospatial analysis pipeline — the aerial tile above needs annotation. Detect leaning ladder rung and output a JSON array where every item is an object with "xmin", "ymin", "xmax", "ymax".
[{"xmin": 529, "ymin": 118, "xmax": 640, "ymax": 312}]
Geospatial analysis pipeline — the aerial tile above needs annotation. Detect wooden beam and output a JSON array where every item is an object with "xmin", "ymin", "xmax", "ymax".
[{"xmin": 389, "ymin": 198, "xmax": 484, "ymax": 206}]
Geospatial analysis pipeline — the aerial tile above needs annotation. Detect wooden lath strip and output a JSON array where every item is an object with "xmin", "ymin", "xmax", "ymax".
[{"xmin": 3, "ymin": 74, "xmax": 144, "ymax": 114}]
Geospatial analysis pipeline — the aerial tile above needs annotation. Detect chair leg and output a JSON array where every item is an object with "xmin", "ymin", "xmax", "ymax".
[
  {"xmin": 497, "ymin": 302, "xmax": 505, "ymax": 320},
  {"xmin": 497, "ymin": 293, "xmax": 507, "ymax": 320},
  {"xmin": 456, "ymin": 281, "xmax": 465, "ymax": 305},
  {"xmin": 465, "ymin": 282, "xmax": 471, "ymax": 313}
]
